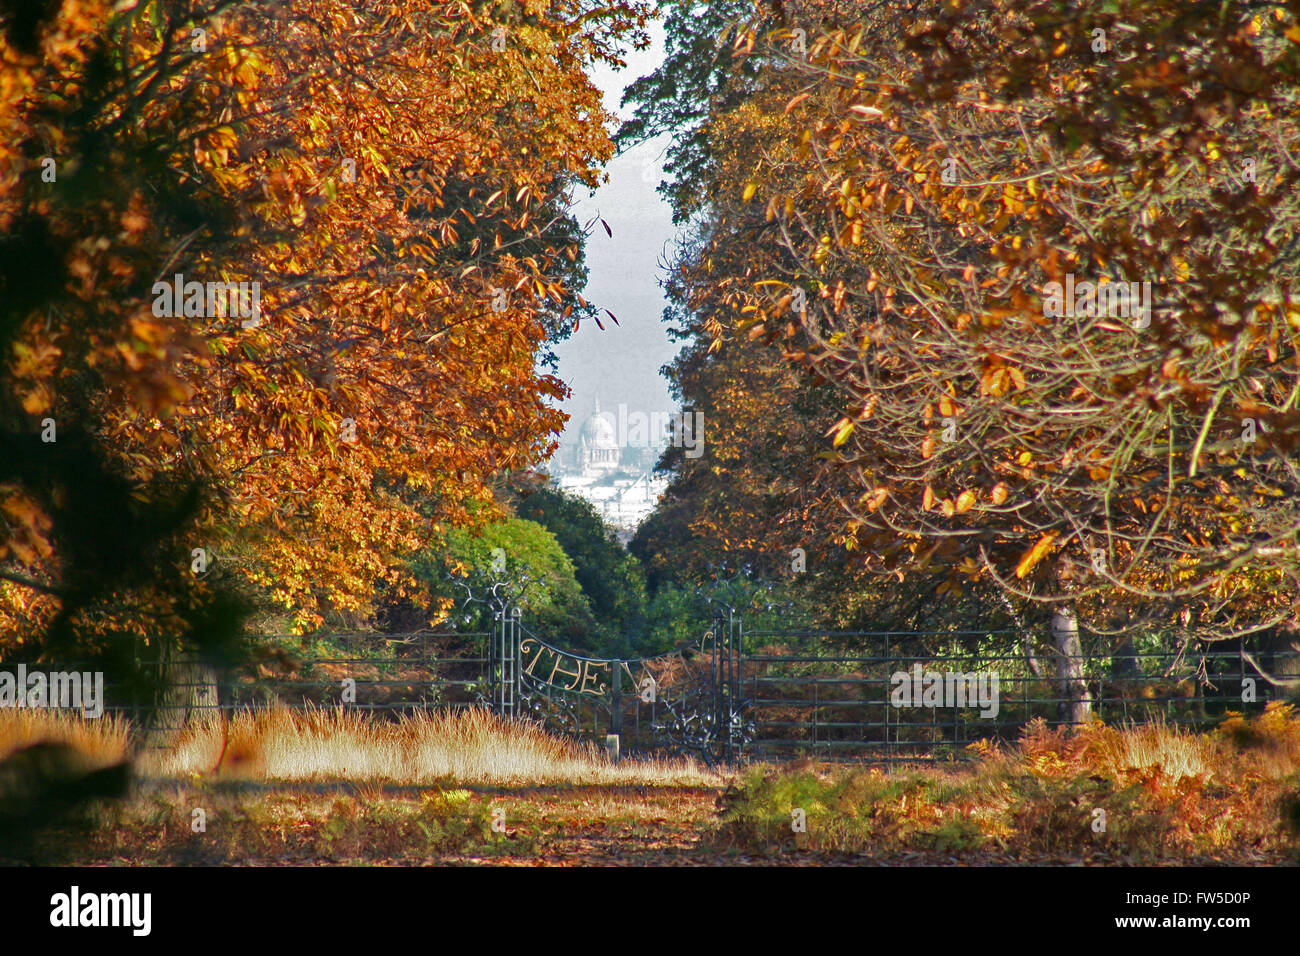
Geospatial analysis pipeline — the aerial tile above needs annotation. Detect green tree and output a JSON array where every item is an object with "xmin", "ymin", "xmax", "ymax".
[
  {"xmin": 416, "ymin": 517, "xmax": 597, "ymax": 649},
  {"xmin": 508, "ymin": 481, "xmax": 648, "ymax": 656}
]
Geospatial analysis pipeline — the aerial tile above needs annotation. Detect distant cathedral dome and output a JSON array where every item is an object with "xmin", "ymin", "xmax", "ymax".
[
  {"xmin": 580, "ymin": 401, "xmax": 617, "ymax": 448},
  {"xmin": 576, "ymin": 400, "xmax": 619, "ymax": 475}
]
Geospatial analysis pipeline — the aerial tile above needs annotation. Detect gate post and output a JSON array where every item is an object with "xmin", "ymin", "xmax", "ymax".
[
  {"xmin": 488, "ymin": 611, "xmax": 501, "ymax": 715},
  {"xmin": 507, "ymin": 607, "xmax": 520, "ymax": 718},
  {"xmin": 610, "ymin": 661, "xmax": 623, "ymax": 739},
  {"xmin": 711, "ymin": 609, "xmax": 726, "ymax": 761},
  {"xmin": 726, "ymin": 607, "xmax": 739, "ymax": 762},
  {"xmin": 490, "ymin": 608, "xmax": 520, "ymax": 718}
]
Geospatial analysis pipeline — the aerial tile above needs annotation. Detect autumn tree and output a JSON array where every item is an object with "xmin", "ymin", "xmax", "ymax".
[
  {"xmin": 717, "ymin": 0, "xmax": 1300, "ymax": 709},
  {"xmin": 0, "ymin": 0, "xmax": 650, "ymax": 715},
  {"xmin": 624, "ymin": 0, "xmax": 1300, "ymax": 722}
]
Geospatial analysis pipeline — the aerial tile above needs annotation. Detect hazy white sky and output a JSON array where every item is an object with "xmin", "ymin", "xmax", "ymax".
[{"xmin": 549, "ymin": 20, "xmax": 680, "ymax": 442}]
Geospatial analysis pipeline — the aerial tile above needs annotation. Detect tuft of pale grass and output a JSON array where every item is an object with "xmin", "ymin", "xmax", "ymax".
[
  {"xmin": 0, "ymin": 708, "xmax": 131, "ymax": 766},
  {"xmin": 142, "ymin": 706, "xmax": 719, "ymax": 787},
  {"xmin": 1077, "ymin": 717, "xmax": 1216, "ymax": 784}
]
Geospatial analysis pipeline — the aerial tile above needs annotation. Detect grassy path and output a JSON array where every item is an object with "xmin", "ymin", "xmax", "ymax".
[
  {"xmin": 21, "ymin": 775, "xmax": 1296, "ymax": 865},
  {"xmin": 452, "ymin": 785, "xmax": 722, "ymax": 865}
]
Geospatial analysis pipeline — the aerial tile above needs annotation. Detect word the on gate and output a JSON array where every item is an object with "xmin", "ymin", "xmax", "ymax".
[{"xmin": 520, "ymin": 638, "xmax": 656, "ymax": 701}]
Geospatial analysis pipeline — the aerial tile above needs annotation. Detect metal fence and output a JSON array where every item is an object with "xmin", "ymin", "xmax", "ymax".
[
  {"xmin": 2, "ymin": 623, "xmax": 1296, "ymax": 764},
  {"xmin": 741, "ymin": 630, "xmax": 1297, "ymax": 761},
  {"xmin": 1, "ymin": 631, "xmax": 492, "ymax": 750}
]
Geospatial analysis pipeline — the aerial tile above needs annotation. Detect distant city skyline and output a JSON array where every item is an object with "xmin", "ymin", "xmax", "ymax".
[
  {"xmin": 552, "ymin": 396, "xmax": 668, "ymax": 479},
  {"xmin": 552, "ymin": 395, "xmax": 670, "ymax": 542}
]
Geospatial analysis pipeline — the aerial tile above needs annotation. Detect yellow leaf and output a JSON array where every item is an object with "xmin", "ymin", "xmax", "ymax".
[
  {"xmin": 1015, "ymin": 532, "xmax": 1059, "ymax": 579},
  {"xmin": 955, "ymin": 490, "xmax": 977, "ymax": 514},
  {"xmin": 20, "ymin": 387, "xmax": 51, "ymax": 415}
]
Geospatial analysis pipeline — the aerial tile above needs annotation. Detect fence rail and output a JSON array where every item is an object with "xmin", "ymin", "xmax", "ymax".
[
  {"xmin": 2, "ymin": 631, "xmax": 491, "ymax": 750},
  {"xmin": 2, "ymin": 625, "xmax": 1297, "ymax": 764},
  {"xmin": 741, "ymin": 643, "xmax": 1298, "ymax": 762}
]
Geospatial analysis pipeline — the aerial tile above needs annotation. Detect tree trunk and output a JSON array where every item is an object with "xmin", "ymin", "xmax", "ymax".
[
  {"xmin": 1110, "ymin": 634, "xmax": 1140, "ymax": 706},
  {"xmin": 1002, "ymin": 592, "xmax": 1044, "ymax": 677},
  {"xmin": 1111, "ymin": 635, "xmax": 1140, "ymax": 678},
  {"xmin": 138, "ymin": 648, "xmax": 221, "ymax": 752},
  {"xmin": 1052, "ymin": 605, "xmax": 1093, "ymax": 727}
]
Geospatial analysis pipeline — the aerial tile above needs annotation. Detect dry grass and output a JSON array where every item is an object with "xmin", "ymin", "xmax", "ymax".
[
  {"xmin": 10, "ymin": 702, "xmax": 1300, "ymax": 864},
  {"xmin": 1089, "ymin": 720, "xmax": 1216, "ymax": 782},
  {"xmin": 0, "ymin": 707, "xmax": 131, "ymax": 766},
  {"xmin": 0, "ymin": 705, "xmax": 716, "ymax": 787},
  {"xmin": 0, "ymin": 706, "xmax": 719, "ymax": 864},
  {"xmin": 1013, "ymin": 715, "xmax": 1218, "ymax": 784},
  {"xmin": 715, "ymin": 703, "xmax": 1300, "ymax": 862},
  {"xmin": 17, "ymin": 784, "xmax": 505, "ymax": 865},
  {"xmin": 138, "ymin": 705, "xmax": 717, "ymax": 787}
]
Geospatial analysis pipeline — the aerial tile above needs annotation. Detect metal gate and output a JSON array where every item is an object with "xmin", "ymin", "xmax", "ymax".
[{"xmin": 487, "ymin": 608, "xmax": 750, "ymax": 766}]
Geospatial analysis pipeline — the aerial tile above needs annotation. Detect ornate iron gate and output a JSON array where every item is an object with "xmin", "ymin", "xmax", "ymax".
[{"xmin": 489, "ymin": 610, "xmax": 751, "ymax": 765}]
